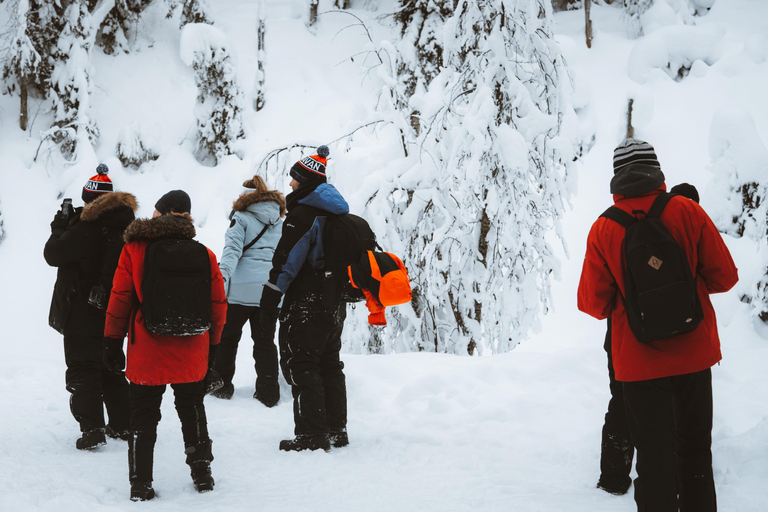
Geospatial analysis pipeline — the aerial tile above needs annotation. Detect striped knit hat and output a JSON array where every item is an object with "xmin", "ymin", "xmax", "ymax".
[
  {"xmin": 613, "ymin": 138, "xmax": 660, "ymax": 174},
  {"xmin": 290, "ymin": 145, "xmax": 330, "ymax": 184},
  {"xmin": 82, "ymin": 163, "xmax": 113, "ymax": 203}
]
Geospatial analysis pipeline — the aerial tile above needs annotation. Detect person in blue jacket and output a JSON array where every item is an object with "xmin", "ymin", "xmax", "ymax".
[
  {"xmin": 260, "ymin": 145, "xmax": 351, "ymax": 452},
  {"xmin": 211, "ymin": 175, "xmax": 285, "ymax": 405}
]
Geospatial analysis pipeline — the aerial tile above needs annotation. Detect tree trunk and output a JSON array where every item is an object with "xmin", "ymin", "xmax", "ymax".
[
  {"xmin": 626, "ymin": 98, "xmax": 634, "ymax": 139},
  {"xmin": 585, "ymin": 0, "xmax": 592, "ymax": 48},
  {"xmin": 20, "ymin": 75, "xmax": 28, "ymax": 132},
  {"xmin": 309, "ymin": 0, "xmax": 318, "ymax": 27},
  {"xmin": 254, "ymin": 0, "xmax": 266, "ymax": 111}
]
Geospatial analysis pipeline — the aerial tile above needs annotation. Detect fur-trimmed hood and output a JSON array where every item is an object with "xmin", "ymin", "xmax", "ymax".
[
  {"xmin": 232, "ymin": 190, "xmax": 286, "ymax": 218},
  {"xmin": 80, "ymin": 192, "xmax": 138, "ymax": 222},
  {"xmin": 123, "ymin": 213, "xmax": 196, "ymax": 243}
]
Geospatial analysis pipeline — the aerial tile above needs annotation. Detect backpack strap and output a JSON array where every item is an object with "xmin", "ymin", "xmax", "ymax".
[
  {"xmin": 646, "ymin": 192, "xmax": 673, "ymax": 219},
  {"xmin": 600, "ymin": 206, "xmax": 636, "ymax": 228},
  {"xmin": 242, "ymin": 223, "xmax": 271, "ymax": 253}
]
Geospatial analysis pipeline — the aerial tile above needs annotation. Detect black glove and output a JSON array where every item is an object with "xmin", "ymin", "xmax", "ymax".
[
  {"xmin": 103, "ymin": 337, "xmax": 126, "ymax": 374},
  {"xmin": 50, "ymin": 211, "xmax": 69, "ymax": 233},
  {"xmin": 260, "ymin": 285, "xmax": 282, "ymax": 331},
  {"xmin": 203, "ymin": 344, "xmax": 224, "ymax": 394}
]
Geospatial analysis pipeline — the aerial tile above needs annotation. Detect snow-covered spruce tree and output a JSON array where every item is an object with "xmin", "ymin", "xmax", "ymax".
[
  {"xmin": 50, "ymin": 0, "xmax": 99, "ymax": 160},
  {"xmin": 622, "ymin": 0, "xmax": 652, "ymax": 37},
  {"xmin": 116, "ymin": 122, "xmax": 160, "ymax": 169},
  {"xmin": 166, "ymin": 0, "xmax": 211, "ymax": 28},
  {"xmin": 2, "ymin": 0, "xmax": 42, "ymax": 131},
  {"xmin": 393, "ymin": 0, "xmax": 453, "ymax": 134},
  {"xmin": 365, "ymin": 0, "xmax": 576, "ymax": 355},
  {"xmin": 99, "ymin": 0, "xmax": 154, "ymax": 55},
  {"xmin": 22, "ymin": 0, "xmax": 63, "ymax": 96},
  {"xmin": 180, "ymin": 23, "xmax": 245, "ymax": 166}
]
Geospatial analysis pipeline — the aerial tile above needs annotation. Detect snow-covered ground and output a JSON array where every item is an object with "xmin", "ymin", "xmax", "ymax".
[{"xmin": 0, "ymin": 0, "xmax": 767, "ymax": 510}]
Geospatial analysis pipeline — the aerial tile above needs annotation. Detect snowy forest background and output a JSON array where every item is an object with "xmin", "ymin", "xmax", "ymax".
[{"xmin": 0, "ymin": 0, "xmax": 766, "ymax": 511}]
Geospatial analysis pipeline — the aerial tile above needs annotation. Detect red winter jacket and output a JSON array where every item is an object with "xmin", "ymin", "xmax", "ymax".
[
  {"xmin": 105, "ymin": 214, "xmax": 227, "ymax": 386},
  {"xmin": 577, "ymin": 186, "xmax": 738, "ymax": 382}
]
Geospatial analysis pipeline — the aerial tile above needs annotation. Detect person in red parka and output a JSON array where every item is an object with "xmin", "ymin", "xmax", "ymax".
[
  {"xmin": 578, "ymin": 139, "xmax": 738, "ymax": 512},
  {"xmin": 103, "ymin": 190, "xmax": 227, "ymax": 502}
]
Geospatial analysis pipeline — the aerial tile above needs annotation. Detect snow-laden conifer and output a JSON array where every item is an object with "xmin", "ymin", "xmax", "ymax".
[
  {"xmin": 166, "ymin": 0, "xmax": 211, "ymax": 27},
  {"xmin": 362, "ymin": 0, "xmax": 577, "ymax": 354},
  {"xmin": 2, "ymin": 0, "xmax": 42, "ymax": 131},
  {"xmin": 49, "ymin": 0, "xmax": 98, "ymax": 160},
  {"xmin": 180, "ymin": 23, "xmax": 245, "ymax": 166},
  {"xmin": 99, "ymin": 0, "xmax": 154, "ymax": 55}
]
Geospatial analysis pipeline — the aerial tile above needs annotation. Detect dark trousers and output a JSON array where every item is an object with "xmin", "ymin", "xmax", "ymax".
[
  {"xmin": 278, "ymin": 293, "xmax": 347, "ymax": 436},
  {"xmin": 213, "ymin": 302, "xmax": 279, "ymax": 393},
  {"xmin": 64, "ymin": 334, "xmax": 130, "ymax": 432},
  {"xmin": 623, "ymin": 368, "xmax": 717, "ymax": 512},
  {"xmin": 600, "ymin": 319, "xmax": 634, "ymax": 488},
  {"xmin": 128, "ymin": 381, "xmax": 212, "ymax": 482}
]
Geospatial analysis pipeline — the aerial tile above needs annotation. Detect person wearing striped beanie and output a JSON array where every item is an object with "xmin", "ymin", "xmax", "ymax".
[
  {"xmin": 610, "ymin": 138, "xmax": 665, "ymax": 196},
  {"xmin": 82, "ymin": 164, "xmax": 114, "ymax": 204},
  {"xmin": 289, "ymin": 145, "xmax": 330, "ymax": 186}
]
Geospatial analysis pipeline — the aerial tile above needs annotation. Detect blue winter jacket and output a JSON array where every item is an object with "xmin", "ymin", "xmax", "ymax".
[
  {"xmin": 267, "ymin": 183, "xmax": 349, "ymax": 295},
  {"xmin": 220, "ymin": 191, "xmax": 285, "ymax": 306}
]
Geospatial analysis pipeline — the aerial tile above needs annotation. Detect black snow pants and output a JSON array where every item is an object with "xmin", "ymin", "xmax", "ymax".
[
  {"xmin": 213, "ymin": 303, "xmax": 279, "ymax": 393},
  {"xmin": 64, "ymin": 333, "xmax": 130, "ymax": 433},
  {"xmin": 623, "ymin": 368, "xmax": 717, "ymax": 512},
  {"xmin": 599, "ymin": 319, "xmax": 634, "ymax": 489},
  {"xmin": 128, "ymin": 381, "xmax": 212, "ymax": 483},
  {"xmin": 278, "ymin": 292, "xmax": 347, "ymax": 436}
]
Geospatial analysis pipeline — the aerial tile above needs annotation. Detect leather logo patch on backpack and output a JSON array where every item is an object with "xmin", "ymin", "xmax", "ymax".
[{"xmin": 647, "ymin": 256, "xmax": 663, "ymax": 270}]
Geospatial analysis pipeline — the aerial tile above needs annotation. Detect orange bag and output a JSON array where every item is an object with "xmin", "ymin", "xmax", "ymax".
[{"xmin": 348, "ymin": 251, "xmax": 412, "ymax": 325}]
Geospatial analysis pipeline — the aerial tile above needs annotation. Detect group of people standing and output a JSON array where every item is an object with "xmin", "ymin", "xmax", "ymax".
[
  {"xmin": 44, "ymin": 137, "xmax": 739, "ymax": 511},
  {"xmin": 45, "ymin": 146, "xmax": 352, "ymax": 501}
]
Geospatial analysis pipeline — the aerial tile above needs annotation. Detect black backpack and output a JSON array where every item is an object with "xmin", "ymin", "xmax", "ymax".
[
  {"xmin": 601, "ymin": 193, "xmax": 704, "ymax": 343},
  {"xmin": 323, "ymin": 213, "xmax": 379, "ymax": 303},
  {"xmin": 142, "ymin": 239, "xmax": 212, "ymax": 336}
]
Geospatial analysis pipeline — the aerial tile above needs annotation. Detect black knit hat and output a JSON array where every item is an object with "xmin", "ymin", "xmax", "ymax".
[
  {"xmin": 610, "ymin": 138, "xmax": 665, "ymax": 196},
  {"xmin": 155, "ymin": 190, "xmax": 191, "ymax": 214},
  {"xmin": 290, "ymin": 145, "xmax": 330, "ymax": 184},
  {"xmin": 670, "ymin": 182, "xmax": 700, "ymax": 204},
  {"xmin": 82, "ymin": 164, "xmax": 113, "ymax": 203}
]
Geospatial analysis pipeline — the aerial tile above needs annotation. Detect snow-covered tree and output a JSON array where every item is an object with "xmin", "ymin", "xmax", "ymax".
[
  {"xmin": 708, "ymin": 108, "xmax": 768, "ymax": 331},
  {"xmin": 363, "ymin": 0, "xmax": 577, "ymax": 355},
  {"xmin": 22, "ymin": 0, "xmax": 63, "ymax": 96},
  {"xmin": 99, "ymin": 0, "xmax": 154, "ymax": 55},
  {"xmin": 2, "ymin": 0, "xmax": 43, "ymax": 130},
  {"xmin": 116, "ymin": 122, "xmax": 160, "ymax": 169},
  {"xmin": 49, "ymin": 0, "xmax": 99, "ymax": 160},
  {"xmin": 180, "ymin": 23, "xmax": 245, "ymax": 166},
  {"xmin": 166, "ymin": 0, "xmax": 211, "ymax": 27}
]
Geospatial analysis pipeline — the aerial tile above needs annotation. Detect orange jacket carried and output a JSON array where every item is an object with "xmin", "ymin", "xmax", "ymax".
[
  {"xmin": 105, "ymin": 214, "xmax": 227, "ymax": 386},
  {"xmin": 577, "ymin": 186, "xmax": 738, "ymax": 382},
  {"xmin": 349, "ymin": 250, "xmax": 412, "ymax": 326}
]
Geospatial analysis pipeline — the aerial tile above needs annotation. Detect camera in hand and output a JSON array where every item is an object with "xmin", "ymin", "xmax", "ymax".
[{"xmin": 60, "ymin": 198, "xmax": 74, "ymax": 220}]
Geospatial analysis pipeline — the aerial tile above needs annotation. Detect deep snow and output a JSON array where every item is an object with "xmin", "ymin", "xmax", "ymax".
[{"xmin": 0, "ymin": 0, "xmax": 767, "ymax": 510}]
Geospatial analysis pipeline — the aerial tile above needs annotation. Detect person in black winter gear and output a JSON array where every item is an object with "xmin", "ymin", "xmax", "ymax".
[
  {"xmin": 44, "ymin": 168, "xmax": 136, "ymax": 449},
  {"xmin": 212, "ymin": 175, "xmax": 284, "ymax": 404},
  {"xmin": 260, "ymin": 146, "xmax": 350, "ymax": 452}
]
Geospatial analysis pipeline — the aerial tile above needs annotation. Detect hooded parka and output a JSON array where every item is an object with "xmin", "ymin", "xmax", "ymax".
[
  {"xmin": 578, "ymin": 185, "xmax": 738, "ymax": 382},
  {"xmin": 220, "ymin": 191, "xmax": 284, "ymax": 305},
  {"xmin": 45, "ymin": 192, "xmax": 138, "ymax": 336},
  {"xmin": 104, "ymin": 213, "xmax": 227, "ymax": 386}
]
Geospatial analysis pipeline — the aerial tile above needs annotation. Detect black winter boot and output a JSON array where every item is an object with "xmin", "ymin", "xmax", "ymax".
[
  {"xmin": 210, "ymin": 382, "xmax": 234, "ymax": 400},
  {"xmin": 190, "ymin": 461, "xmax": 215, "ymax": 492},
  {"xmin": 105, "ymin": 424, "xmax": 131, "ymax": 441},
  {"xmin": 76, "ymin": 428, "xmax": 106, "ymax": 450},
  {"xmin": 130, "ymin": 480, "xmax": 155, "ymax": 501},
  {"xmin": 329, "ymin": 430, "xmax": 349, "ymax": 448},
  {"xmin": 279, "ymin": 434, "xmax": 330, "ymax": 452},
  {"xmin": 253, "ymin": 381, "xmax": 279, "ymax": 407}
]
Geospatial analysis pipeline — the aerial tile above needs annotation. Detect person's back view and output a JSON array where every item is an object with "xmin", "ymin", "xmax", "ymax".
[
  {"xmin": 103, "ymin": 190, "xmax": 227, "ymax": 501},
  {"xmin": 578, "ymin": 139, "xmax": 738, "ymax": 512},
  {"xmin": 212, "ymin": 175, "xmax": 284, "ymax": 404}
]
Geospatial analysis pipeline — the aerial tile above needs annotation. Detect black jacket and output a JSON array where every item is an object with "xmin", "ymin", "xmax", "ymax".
[{"xmin": 44, "ymin": 192, "xmax": 138, "ymax": 336}]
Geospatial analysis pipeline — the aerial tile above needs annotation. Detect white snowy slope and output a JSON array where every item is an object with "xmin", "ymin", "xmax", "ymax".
[{"xmin": 0, "ymin": 0, "xmax": 767, "ymax": 511}]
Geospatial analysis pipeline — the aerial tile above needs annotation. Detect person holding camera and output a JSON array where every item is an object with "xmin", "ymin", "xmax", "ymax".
[{"xmin": 44, "ymin": 164, "xmax": 138, "ymax": 450}]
